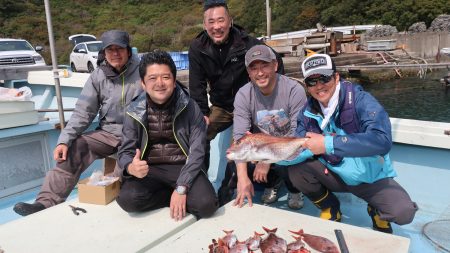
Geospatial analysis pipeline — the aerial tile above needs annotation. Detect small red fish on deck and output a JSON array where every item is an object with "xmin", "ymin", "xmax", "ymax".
[
  {"xmin": 260, "ymin": 227, "xmax": 287, "ymax": 253},
  {"xmin": 287, "ymin": 235, "xmax": 311, "ymax": 253},
  {"xmin": 221, "ymin": 230, "xmax": 238, "ymax": 249},
  {"xmin": 289, "ymin": 229, "xmax": 339, "ymax": 253},
  {"xmin": 226, "ymin": 133, "xmax": 308, "ymax": 164},
  {"xmin": 229, "ymin": 240, "xmax": 249, "ymax": 253},
  {"xmin": 209, "ymin": 238, "xmax": 230, "ymax": 253},
  {"xmin": 245, "ymin": 231, "xmax": 264, "ymax": 251}
]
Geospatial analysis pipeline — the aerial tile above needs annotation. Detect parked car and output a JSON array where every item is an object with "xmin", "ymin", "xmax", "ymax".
[
  {"xmin": 69, "ymin": 41, "xmax": 102, "ymax": 73},
  {"xmin": 0, "ymin": 38, "xmax": 46, "ymax": 67}
]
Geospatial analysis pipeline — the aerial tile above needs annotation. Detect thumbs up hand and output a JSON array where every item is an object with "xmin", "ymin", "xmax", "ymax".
[{"xmin": 127, "ymin": 149, "xmax": 149, "ymax": 178}]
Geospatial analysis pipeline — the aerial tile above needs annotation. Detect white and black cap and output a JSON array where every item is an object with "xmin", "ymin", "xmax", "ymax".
[{"xmin": 301, "ymin": 54, "xmax": 336, "ymax": 79}]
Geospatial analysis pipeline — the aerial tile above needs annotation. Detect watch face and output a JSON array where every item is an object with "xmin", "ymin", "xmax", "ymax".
[{"xmin": 176, "ymin": 185, "xmax": 187, "ymax": 195}]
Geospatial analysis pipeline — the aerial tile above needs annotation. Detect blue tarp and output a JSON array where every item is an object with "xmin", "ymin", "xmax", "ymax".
[{"xmin": 168, "ymin": 51, "xmax": 189, "ymax": 70}]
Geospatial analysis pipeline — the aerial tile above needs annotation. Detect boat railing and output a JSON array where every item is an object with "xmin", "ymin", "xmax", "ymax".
[{"xmin": 390, "ymin": 117, "xmax": 450, "ymax": 149}]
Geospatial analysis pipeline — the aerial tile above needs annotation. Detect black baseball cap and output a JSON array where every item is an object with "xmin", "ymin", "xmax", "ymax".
[{"xmin": 100, "ymin": 30, "xmax": 130, "ymax": 50}]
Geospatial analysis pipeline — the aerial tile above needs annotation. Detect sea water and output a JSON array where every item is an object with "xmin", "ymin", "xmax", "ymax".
[{"xmin": 361, "ymin": 69, "xmax": 450, "ymax": 123}]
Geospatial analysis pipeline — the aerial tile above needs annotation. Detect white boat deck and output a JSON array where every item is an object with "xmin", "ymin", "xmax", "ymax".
[
  {"xmin": 0, "ymin": 199, "xmax": 196, "ymax": 253},
  {"xmin": 0, "ymin": 200, "xmax": 409, "ymax": 253}
]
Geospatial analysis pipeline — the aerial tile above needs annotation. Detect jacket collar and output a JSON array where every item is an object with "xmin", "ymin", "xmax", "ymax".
[
  {"xmin": 99, "ymin": 54, "xmax": 140, "ymax": 80},
  {"xmin": 197, "ymin": 25, "xmax": 248, "ymax": 59}
]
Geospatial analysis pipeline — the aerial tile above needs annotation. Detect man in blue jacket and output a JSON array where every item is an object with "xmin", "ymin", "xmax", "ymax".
[
  {"xmin": 280, "ymin": 54, "xmax": 417, "ymax": 233},
  {"xmin": 117, "ymin": 50, "xmax": 218, "ymax": 220}
]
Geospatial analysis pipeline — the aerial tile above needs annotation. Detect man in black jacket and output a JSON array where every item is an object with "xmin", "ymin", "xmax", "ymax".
[
  {"xmin": 189, "ymin": 0, "xmax": 284, "ymax": 141},
  {"xmin": 117, "ymin": 50, "xmax": 218, "ymax": 220},
  {"xmin": 189, "ymin": 0, "xmax": 285, "ymax": 205}
]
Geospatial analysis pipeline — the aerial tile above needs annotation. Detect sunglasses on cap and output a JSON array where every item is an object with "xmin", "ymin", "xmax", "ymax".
[{"xmin": 304, "ymin": 74, "xmax": 334, "ymax": 87}]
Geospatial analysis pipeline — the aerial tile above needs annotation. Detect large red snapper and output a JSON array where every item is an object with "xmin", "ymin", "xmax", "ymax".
[
  {"xmin": 226, "ymin": 133, "xmax": 308, "ymax": 164},
  {"xmin": 260, "ymin": 227, "xmax": 287, "ymax": 253}
]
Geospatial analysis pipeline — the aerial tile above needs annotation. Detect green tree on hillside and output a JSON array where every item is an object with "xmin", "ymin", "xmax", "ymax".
[{"xmin": 1, "ymin": 0, "xmax": 449, "ymax": 64}]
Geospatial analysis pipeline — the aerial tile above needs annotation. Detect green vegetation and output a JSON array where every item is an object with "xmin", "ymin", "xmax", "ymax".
[{"xmin": 1, "ymin": 0, "xmax": 448, "ymax": 64}]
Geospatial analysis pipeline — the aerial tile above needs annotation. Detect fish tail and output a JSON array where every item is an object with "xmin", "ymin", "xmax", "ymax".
[
  {"xmin": 254, "ymin": 231, "xmax": 264, "ymax": 237},
  {"xmin": 262, "ymin": 226, "xmax": 278, "ymax": 234},
  {"xmin": 223, "ymin": 230, "xmax": 234, "ymax": 235},
  {"xmin": 288, "ymin": 229, "xmax": 304, "ymax": 236},
  {"xmin": 291, "ymin": 235, "xmax": 302, "ymax": 241}
]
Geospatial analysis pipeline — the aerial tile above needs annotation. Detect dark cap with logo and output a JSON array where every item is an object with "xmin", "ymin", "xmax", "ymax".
[
  {"xmin": 245, "ymin": 45, "xmax": 276, "ymax": 67},
  {"xmin": 100, "ymin": 30, "xmax": 130, "ymax": 50},
  {"xmin": 301, "ymin": 54, "xmax": 336, "ymax": 79},
  {"xmin": 204, "ymin": 0, "xmax": 227, "ymax": 11}
]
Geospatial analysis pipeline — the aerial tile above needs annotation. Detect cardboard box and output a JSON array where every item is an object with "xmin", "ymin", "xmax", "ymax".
[{"xmin": 78, "ymin": 178, "xmax": 120, "ymax": 205}]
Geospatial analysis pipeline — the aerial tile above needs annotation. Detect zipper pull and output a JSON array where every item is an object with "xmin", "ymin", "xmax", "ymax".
[{"xmin": 324, "ymin": 168, "xmax": 329, "ymax": 174}]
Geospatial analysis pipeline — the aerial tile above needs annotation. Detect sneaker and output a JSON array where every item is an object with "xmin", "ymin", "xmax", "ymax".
[
  {"xmin": 287, "ymin": 192, "xmax": 304, "ymax": 210},
  {"xmin": 13, "ymin": 202, "xmax": 46, "ymax": 216},
  {"xmin": 367, "ymin": 205, "xmax": 393, "ymax": 233},
  {"xmin": 261, "ymin": 187, "xmax": 279, "ymax": 204},
  {"xmin": 261, "ymin": 180, "xmax": 282, "ymax": 204}
]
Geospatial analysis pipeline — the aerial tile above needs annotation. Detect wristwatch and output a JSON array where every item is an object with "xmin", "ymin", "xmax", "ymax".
[{"xmin": 175, "ymin": 185, "xmax": 187, "ymax": 195}]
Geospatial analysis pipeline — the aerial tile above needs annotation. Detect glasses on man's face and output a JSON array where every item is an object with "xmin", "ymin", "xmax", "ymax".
[{"xmin": 304, "ymin": 74, "xmax": 334, "ymax": 87}]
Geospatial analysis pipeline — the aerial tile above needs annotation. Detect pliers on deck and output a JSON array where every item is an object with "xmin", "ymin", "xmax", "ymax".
[{"xmin": 69, "ymin": 205, "xmax": 87, "ymax": 215}]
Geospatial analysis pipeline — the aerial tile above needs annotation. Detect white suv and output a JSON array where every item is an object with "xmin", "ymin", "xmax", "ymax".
[
  {"xmin": 68, "ymin": 34, "xmax": 100, "ymax": 73},
  {"xmin": 0, "ymin": 38, "xmax": 46, "ymax": 67},
  {"xmin": 69, "ymin": 41, "xmax": 102, "ymax": 73}
]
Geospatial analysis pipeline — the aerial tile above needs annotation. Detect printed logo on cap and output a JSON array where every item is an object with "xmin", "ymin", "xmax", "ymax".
[
  {"xmin": 304, "ymin": 56, "xmax": 328, "ymax": 71},
  {"xmin": 251, "ymin": 50, "xmax": 262, "ymax": 57}
]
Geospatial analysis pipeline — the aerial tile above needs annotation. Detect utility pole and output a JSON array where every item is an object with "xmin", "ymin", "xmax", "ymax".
[{"xmin": 266, "ymin": 0, "xmax": 271, "ymax": 39}]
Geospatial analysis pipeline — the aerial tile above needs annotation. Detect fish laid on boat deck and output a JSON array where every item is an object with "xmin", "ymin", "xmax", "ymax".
[{"xmin": 150, "ymin": 202, "xmax": 410, "ymax": 253}]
